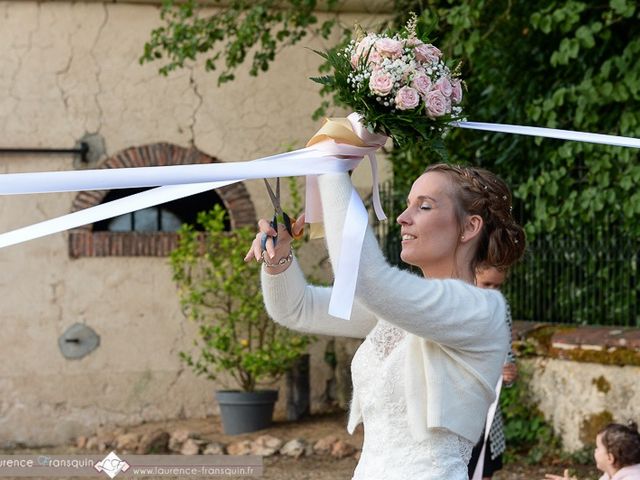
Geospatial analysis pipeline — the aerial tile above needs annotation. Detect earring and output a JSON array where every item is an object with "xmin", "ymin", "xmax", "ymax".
[{"xmin": 461, "ymin": 235, "xmax": 465, "ymax": 241}]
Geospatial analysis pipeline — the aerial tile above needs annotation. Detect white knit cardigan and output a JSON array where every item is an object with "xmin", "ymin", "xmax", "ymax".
[{"xmin": 262, "ymin": 173, "xmax": 509, "ymax": 443}]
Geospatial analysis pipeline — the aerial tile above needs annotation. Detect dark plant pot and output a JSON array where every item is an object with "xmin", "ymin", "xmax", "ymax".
[{"xmin": 216, "ymin": 389, "xmax": 279, "ymax": 435}]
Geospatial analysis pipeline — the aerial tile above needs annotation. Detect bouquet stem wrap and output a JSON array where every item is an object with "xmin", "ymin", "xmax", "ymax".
[{"xmin": 305, "ymin": 113, "xmax": 388, "ymax": 234}]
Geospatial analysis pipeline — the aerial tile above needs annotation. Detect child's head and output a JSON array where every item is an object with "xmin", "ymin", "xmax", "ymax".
[
  {"xmin": 595, "ymin": 422, "xmax": 640, "ymax": 472},
  {"xmin": 475, "ymin": 264, "xmax": 508, "ymax": 290}
]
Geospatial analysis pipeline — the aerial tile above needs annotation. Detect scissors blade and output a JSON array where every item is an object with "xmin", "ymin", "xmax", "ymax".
[
  {"xmin": 263, "ymin": 178, "xmax": 283, "ymax": 216},
  {"xmin": 263, "ymin": 178, "xmax": 277, "ymax": 208}
]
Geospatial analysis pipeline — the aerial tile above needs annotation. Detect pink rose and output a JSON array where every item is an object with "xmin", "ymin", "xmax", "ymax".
[
  {"xmin": 445, "ymin": 96, "xmax": 452, "ymax": 114},
  {"xmin": 451, "ymin": 79, "xmax": 463, "ymax": 104},
  {"xmin": 395, "ymin": 86, "xmax": 420, "ymax": 110},
  {"xmin": 414, "ymin": 43, "xmax": 442, "ymax": 64},
  {"xmin": 350, "ymin": 35, "xmax": 376, "ymax": 68},
  {"xmin": 405, "ymin": 38, "xmax": 423, "ymax": 48},
  {"xmin": 375, "ymin": 38, "xmax": 404, "ymax": 59},
  {"xmin": 355, "ymin": 35, "xmax": 376, "ymax": 56},
  {"xmin": 351, "ymin": 50, "xmax": 382, "ymax": 68},
  {"xmin": 425, "ymin": 90, "xmax": 447, "ymax": 118},
  {"xmin": 411, "ymin": 74, "xmax": 432, "ymax": 96},
  {"xmin": 435, "ymin": 77, "xmax": 453, "ymax": 97},
  {"xmin": 366, "ymin": 49, "xmax": 383, "ymax": 66},
  {"xmin": 350, "ymin": 53, "xmax": 360, "ymax": 69},
  {"xmin": 369, "ymin": 71, "xmax": 394, "ymax": 96},
  {"xmin": 413, "ymin": 65, "xmax": 426, "ymax": 75}
]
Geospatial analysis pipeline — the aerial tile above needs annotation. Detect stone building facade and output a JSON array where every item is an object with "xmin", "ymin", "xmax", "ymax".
[{"xmin": 0, "ymin": 0, "xmax": 390, "ymax": 446}]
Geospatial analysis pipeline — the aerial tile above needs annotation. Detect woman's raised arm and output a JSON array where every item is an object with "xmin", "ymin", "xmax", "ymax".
[{"xmin": 317, "ymin": 172, "xmax": 508, "ymax": 352}]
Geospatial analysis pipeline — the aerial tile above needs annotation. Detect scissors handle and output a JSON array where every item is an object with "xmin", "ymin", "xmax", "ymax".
[
  {"xmin": 261, "ymin": 214, "xmax": 279, "ymax": 250},
  {"xmin": 260, "ymin": 211, "xmax": 305, "ymax": 249},
  {"xmin": 260, "ymin": 178, "xmax": 305, "ymax": 250},
  {"xmin": 281, "ymin": 212, "xmax": 293, "ymax": 238}
]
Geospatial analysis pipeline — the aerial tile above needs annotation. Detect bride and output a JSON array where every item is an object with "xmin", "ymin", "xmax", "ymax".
[{"xmin": 245, "ymin": 164, "xmax": 525, "ymax": 479}]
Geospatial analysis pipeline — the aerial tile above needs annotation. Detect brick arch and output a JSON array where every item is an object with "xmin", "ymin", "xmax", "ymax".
[{"xmin": 68, "ymin": 143, "xmax": 256, "ymax": 258}]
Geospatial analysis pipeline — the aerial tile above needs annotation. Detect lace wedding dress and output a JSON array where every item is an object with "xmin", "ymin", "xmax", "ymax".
[{"xmin": 351, "ymin": 320, "xmax": 474, "ymax": 480}]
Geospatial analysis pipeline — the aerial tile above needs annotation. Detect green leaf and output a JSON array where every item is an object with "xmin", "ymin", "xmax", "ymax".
[
  {"xmin": 309, "ymin": 75, "xmax": 334, "ymax": 86},
  {"xmin": 610, "ymin": 0, "xmax": 635, "ymax": 17},
  {"xmin": 575, "ymin": 25, "xmax": 595, "ymax": 48}
]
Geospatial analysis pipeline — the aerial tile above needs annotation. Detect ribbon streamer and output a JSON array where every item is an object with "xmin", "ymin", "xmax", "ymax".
[
  {"xmin": 0, "ymin": 148, "xmax": 349, "ymax": 195},
  {"xmin": 455, "ymin": 121, "xmax": 640, "ymax": 149},
  {"xmin": 0, "ymin": 183, "xmax": 228, "ymax": 249},
  {"xmin": 328, "ymin": 187, "xmax": 370, "ymax": 317},
  {"xmin": 0, "ymin": 114, "xmax": 385, "ymax": 320},
  {"xmin": 0, "ymin": 117, "xmax": 638, "ymax": 320}
]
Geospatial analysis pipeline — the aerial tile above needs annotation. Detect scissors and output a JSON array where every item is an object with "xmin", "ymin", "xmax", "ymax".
[{"xmin": 261, "ymin": 178, "xmax": 303, "ymax": 251}]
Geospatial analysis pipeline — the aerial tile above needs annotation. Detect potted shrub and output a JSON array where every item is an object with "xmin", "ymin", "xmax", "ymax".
[{"xmin": 170, "ymin": 204, "xmax": 313, "ymax": 435}]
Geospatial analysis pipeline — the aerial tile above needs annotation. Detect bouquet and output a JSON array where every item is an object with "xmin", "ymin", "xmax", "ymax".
[{"xmin": 313, "ymin": 14, "xmax": 464, "ymax": 155}]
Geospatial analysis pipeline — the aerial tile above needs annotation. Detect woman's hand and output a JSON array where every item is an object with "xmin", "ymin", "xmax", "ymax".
[
  {"xmin": 244, "ymin": 214, "xmax": 305, "ymax": 274},
  {"xmin": 544, "ymin": 469, "xmax": 578, "ymax": 480},
  {"xmin": 503, "ymin": 363, "xmax": 518, "ymax": 383}
]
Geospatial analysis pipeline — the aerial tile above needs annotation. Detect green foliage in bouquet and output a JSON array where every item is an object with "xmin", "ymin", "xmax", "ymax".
[
  {"xmin": 170, "ymin": 205, "xmax": 313, "ymax": 392},
  {"xmin": 311, "ymin": 14, "xmax": 463, "ymax": 157}
]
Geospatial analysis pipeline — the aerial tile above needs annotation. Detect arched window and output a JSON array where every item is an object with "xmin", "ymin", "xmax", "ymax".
[
  {"xmin": 69, "ymin": 144, "xmax": 255, "ymax": 258},
  {"xmin": 92, "ymin": 188, "xmax": 230, "ymax": 233}
]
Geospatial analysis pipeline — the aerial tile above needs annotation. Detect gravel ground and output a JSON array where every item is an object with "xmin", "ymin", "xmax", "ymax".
[{"xmin": 0, "ymin": 412, "xmax": 598, "ymax": 480}]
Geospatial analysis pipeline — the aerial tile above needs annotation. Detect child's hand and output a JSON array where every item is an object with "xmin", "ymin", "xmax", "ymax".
[
  {"xmin": 503, "ymin": 363, "xmax": 518, "ymax": 383},
  {"xmin": 544, "ymin": 469, "xmax": 578, "ymax": 480}
]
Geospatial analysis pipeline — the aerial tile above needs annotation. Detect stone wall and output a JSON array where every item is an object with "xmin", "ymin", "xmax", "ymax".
[
  {"xmin": 0, "ymin": 0, "xmax": 388, "ymax": 447},
  {"xmin": 513, "ymin": 322, "xmax": 640, "ymax": 452}
]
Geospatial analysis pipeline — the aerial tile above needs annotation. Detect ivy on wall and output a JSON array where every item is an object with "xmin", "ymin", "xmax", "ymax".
[
  {"xmin": 140, "ymin": 0, "xmax": 341, "ymax": 85},
  {"xmin": 405, "ymin": 1, "xmax": 640, "ymax": 241}
]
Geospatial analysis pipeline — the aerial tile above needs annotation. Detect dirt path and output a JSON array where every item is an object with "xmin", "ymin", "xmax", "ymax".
[{"xmin": 0, "ymin": 412, "xmax": 598, "ymax": 480}]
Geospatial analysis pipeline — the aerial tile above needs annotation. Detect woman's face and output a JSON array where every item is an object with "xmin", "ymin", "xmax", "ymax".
[{"xmin": 396, "ymin": 171, "xmax": 461, "ymax": 275}]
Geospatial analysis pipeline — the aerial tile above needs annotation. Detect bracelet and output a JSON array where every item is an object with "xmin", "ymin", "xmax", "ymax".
[{"xmin": 262, "ymin": 249, "xmax": 293, "ymax": 268}]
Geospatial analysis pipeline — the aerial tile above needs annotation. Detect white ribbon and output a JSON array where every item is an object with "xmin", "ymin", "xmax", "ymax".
[
  {"xmin": 0, "ymin": 120, "xmax": 638, "ymax": 320},
  {"xmin": 328, "ymin": 187, "xmax": 370, "ymax": 317},
  {"xmin": 0, "ymin": 147, "xmax": 351, "ymax": 195},
  {"xmin": 0, "ymin": 183, "xmax": 228, "ymax": 249},
  {"xmin": 0, "ymin": 144, "xmax": 364, "ymax": 319},
  {"xmin": 455, "ymin": 121, "xmax": 640, "ymax": 149},
  {"xmin": 303, "ymin": 113, "xmax": 388, "ymax": 224}
]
